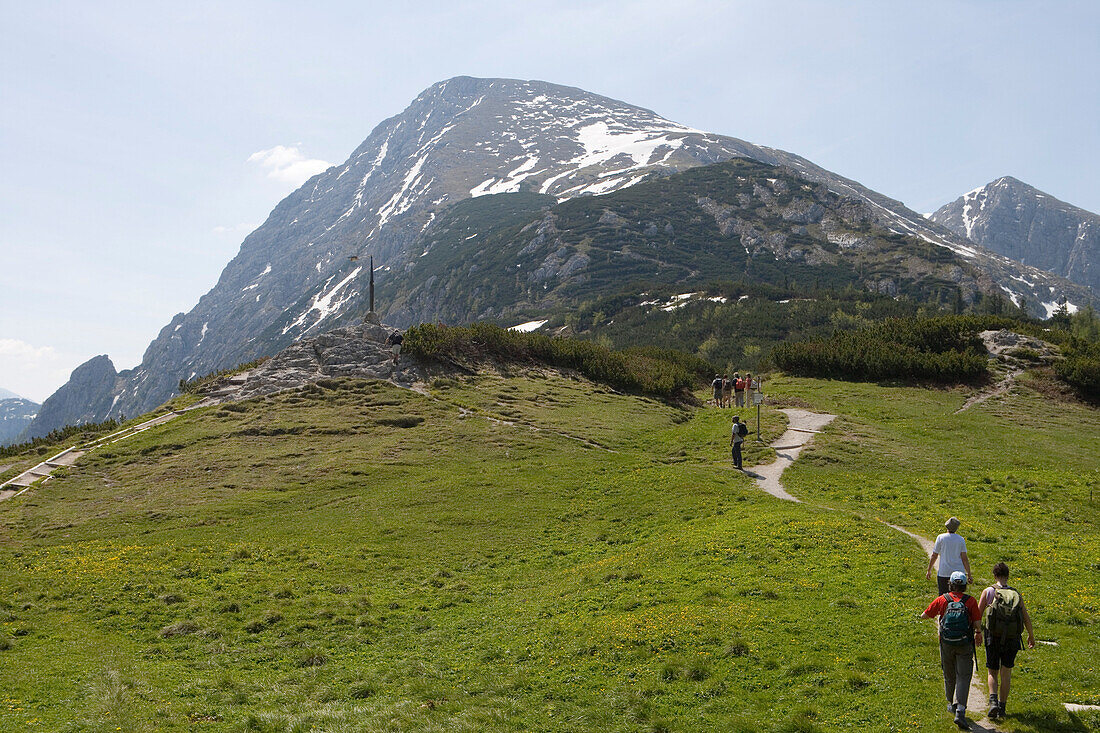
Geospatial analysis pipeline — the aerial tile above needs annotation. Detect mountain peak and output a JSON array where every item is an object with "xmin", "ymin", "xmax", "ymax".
[
  {"xmin": 931, "ymin": 177, "xmax": 1100, "ymax": 294},
  {"xmin": 26, "ymin": 80, "xmax": 1094, "ymax": 436}
]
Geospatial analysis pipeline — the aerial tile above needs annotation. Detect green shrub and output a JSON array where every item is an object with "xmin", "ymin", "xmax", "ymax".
[
  {"xmin": 404, "ymin": 323, "xmax": 705, "ymax": 401},
  {"xmin": 772, "ymin": 316, "xmax": 988, "ymax": 384},
  {"xmin": 1053, "ymin": 339, "xmax": 1100, "ymax": 400}
]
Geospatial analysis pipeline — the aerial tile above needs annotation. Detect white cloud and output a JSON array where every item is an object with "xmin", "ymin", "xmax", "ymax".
[
  {"xmin": 0, "ymin": 338, "xmax": 82, "ymax": 403},
  {"xmin": 247, "ymin": 144, "xmax": 333, "ymax": 186},
  {"xmin": 212, "ymin": 222, "xmax": 256, "ymax": 235}
]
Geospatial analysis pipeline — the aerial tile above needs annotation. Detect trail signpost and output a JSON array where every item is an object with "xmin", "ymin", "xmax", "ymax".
[{"xmin": 753, "ymin": 383, "xmax": 764, "ymax": 440}]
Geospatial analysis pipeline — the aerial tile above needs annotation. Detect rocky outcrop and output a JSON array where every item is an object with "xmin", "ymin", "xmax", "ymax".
[
  {"xmin": 196, "ymin": 322, "xmax": 428, "ymax": 404},
  {"xmin": 21, "ymin": 355, "xmax": 120, "ymax": 440},
  {"xmin": 931, "ymin": 177, "xmax": 1100, "ymax": 293}
]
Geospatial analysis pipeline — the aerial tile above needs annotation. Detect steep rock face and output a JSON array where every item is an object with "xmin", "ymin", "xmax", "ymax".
[
  {"xmin": 931, "ymin": 177, "xmax": 1100, "ymax": 298},
  {"xmin": 30, "ymin": 77, "xmax": 1096, "ymax": 435},
  {"xmin": 0, "ymin": 398, "xmax": 39, "ymax": 446},
  {"xmin": 22, "ymin": 355, "xmax": 119, "ymax": 439}
]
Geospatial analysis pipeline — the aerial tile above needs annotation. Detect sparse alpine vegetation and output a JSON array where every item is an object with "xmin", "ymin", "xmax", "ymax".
[{"xmin": 404, "ymin": 322, "xmax": 711, "ymax": 402}]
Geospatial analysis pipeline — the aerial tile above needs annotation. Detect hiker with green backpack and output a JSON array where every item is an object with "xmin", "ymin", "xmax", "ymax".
[
  {"xmin": 922, "ymin": 570, "xmax": 983, "ymax": 729},
  {"xmin": 978, "ymin": 562, "xmax": 1035, "ymax": 720}
]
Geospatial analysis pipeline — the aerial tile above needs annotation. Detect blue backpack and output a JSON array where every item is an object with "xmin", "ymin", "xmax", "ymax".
[{"xmin": 940, "ymin": 593, "xmax": 973, "ymax": 645}]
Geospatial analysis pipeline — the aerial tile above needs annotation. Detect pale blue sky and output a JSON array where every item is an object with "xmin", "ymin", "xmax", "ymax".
[{"xmin": 2, "ymin": 0, "xmax": 1097, "ymax": 401}]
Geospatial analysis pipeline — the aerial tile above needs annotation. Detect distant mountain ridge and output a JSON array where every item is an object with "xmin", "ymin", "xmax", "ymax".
[
  {"xmin": 930, "ymin": 176, "xmax": 1100, "ymax": 298},
  {"xmin": 0, "ymin": 397, "xmax": 39, "ymax": 446},
  {"xmin": 0, "ymin": 388, "xmax": 21, "ymax": 400},
  {"xmin": 24, "ymin": 77, "xmax": 1096, "ymax": 439}
]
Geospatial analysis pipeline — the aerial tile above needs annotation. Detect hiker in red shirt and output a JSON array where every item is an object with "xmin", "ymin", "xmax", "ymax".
[{"xmin": 922, "ymin": 571, "xmax": 983, "ymax": 730}]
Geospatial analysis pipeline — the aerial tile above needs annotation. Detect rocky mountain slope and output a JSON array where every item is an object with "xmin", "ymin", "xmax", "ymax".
[
  {"xmin": 26, "ymin": 77, "xmax": 1095, "ymax": 438},
  {"xmin": 20, "ymin": 356, "xmax": 119, "ymax": 440},
  {"xmin": 930, "ymin": 176, "xmax": 1099, "ymax": 298},
  {"xmin": 0, "ymin": 397, "xmax": 39, "ymax": 446},
  {"xmin": 379, "ymin": 158, "xmax": 988, "ymax": 327}
]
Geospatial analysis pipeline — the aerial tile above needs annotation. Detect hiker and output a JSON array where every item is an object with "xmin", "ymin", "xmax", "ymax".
[
  {"xmin": 711, "ymin": 374, "xmax": 723, "ymax": 407},
  {"xmin": 722, "ymin": 374, "xmax": 733, "ymax": 408},
  {"xmin": 978, "ymin": 562, "xmax": 1035, "ymax": 720},
  {"xmin": 386, "ymin": 329, "xmax": 403, "ymax": 365},
  {"xmin": 733, "ymin": 372, "xmax": 745, "ymax": 407},
  {"xmin": 926, "ymin": 516, "xmax": 973, "ymax": 594},
  {"xmin": 730, "ymin": 415, "xmax": 751, "ymax": 469},
  {"xmin": 922, "ymin": 570, "xmax": 983, "ymax": 729}
]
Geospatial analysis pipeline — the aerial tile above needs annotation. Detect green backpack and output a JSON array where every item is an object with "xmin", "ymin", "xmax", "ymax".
[{"xmin": 987, "ymin": 586, "xmax": 1023, "ymax": 640}]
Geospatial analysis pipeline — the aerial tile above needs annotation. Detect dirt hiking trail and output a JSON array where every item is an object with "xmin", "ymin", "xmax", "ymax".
[{"xmin": 746, "ymin": 408, "xmax": 1003, "ymax": 732}]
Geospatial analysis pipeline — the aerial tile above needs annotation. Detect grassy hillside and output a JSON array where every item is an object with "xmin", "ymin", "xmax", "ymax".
[{"xmin": 0, "ymin": 366, "xmax": 1097, "ymax": 731}]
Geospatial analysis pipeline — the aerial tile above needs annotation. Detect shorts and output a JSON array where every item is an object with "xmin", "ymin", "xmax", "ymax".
[{"xmin": 985, "ymin": 635, "xmax": 1020, "ymax": 670}]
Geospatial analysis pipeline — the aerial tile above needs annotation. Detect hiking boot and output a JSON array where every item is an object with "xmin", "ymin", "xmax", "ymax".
[
  {"xmin": 947, "ymin": 702, "xmax": 956, "ymax": 716},
  {"xmin": 954, "ymin": 708, "xmax": 969, "ymax": 729},
  {"xmin": 998, "ymin": 701, "xmax": 1007, "ymax": 717},
  {"xmin": 988, "ymin": 695, "xmax": 1000, "ymax": 719}
]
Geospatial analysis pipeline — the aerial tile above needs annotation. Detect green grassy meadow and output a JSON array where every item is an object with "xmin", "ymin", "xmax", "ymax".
[{"xmin": 0, "ymin": 368, "xmax": 1097, "ymax": 731}]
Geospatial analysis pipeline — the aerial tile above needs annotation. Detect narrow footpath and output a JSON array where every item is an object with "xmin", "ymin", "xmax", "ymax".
[
  {"xmin": 0, "ymin": 399, "xmax": 214, "ymax": 501},
  {"xmin": 747, "ymin": 408, "xmax": 1002, "ymax": 732}
]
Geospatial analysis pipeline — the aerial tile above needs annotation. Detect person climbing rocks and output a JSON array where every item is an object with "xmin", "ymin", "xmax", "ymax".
[
  {"xmin": 386, "ymin": 329, "xmax": 404, "ymax": 365},
  {"xmin": 922, "ymin": 570, "xmax": 983, "ymax": 729},
  {"xmin": 926, "ymin": 516, "xmax": 973, "ymax": 594},
  {"xmin": 977, "ymin": 562, "xmax": 1035, "ymax": 720},
  {"xmin": 730, "ymin": 415, "xmax": 751, "ymax": 469},
  {"xmin": 711, "ymin": 374, "xmax": 723, "ymax": 407}
]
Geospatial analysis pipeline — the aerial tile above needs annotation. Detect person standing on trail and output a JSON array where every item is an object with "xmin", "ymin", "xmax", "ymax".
[
  {"xmin": 711, "ymin": 374, "xmax": 723, "ymax": 407},
  {"xmin": 978, "ymin": 562, "xmax": 1035, "ymax": 720},
  {"xmin": 386, "ymin": 329, "xmax": 404, "ymax": 365},
  {"xmin": 926, "ymin": 517, "xmax": 973, "ymax": 594},
  {"xmin": 922, "ymin": 570, "xmax": 983, "ymax": 729},
  {"xmin": 722, "ymin": 374, "xmax": 733, "ymax": 408},
  {"xmin": 733, "ymin": 372, "xmax": 745, "ymax": 408},
  {"xmin": 730, "ymin": 415, "xmax": 750, "ymax": 469}
]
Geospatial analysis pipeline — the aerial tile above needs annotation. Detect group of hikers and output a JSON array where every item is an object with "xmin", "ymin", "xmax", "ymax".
[
  {"xmin": 711, "ymin": 372, "xmax": 757, "ymax": 409},
  {"xmin": 712, "ymin": 372, "xmax": 760, "ymax": 471},
  {"xmin": 921, "ymin": 517, "xmax": 1036, "ymax": 729}
]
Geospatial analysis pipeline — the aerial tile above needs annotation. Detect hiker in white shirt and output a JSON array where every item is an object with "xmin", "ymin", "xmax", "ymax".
[{"xmin": 926, "ymin": 516, "xmax": 973, "ymax": 594}]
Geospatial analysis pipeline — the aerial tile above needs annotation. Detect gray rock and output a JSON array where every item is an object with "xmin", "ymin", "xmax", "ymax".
[
  {"xmin": 931, "ymin": 176, "xmax": 1100, "ymax": 293},
  {"xmin": 198, "ymin": 323, "xmax": 428, "ymax": 403}
]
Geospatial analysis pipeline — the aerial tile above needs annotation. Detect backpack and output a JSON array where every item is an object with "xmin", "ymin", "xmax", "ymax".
[
  {"xmin": 939, "ymin": 593, "xmax": 973, "ymax": 645},
  {"xmin": 735, "ymin": 379, "xmax": 745, "ymax": 391},
  {"xmin": 735, "ymin": 422, "xmax": 748, "ymax": 437},
  {"xmin": 987, "ymin": 586, "xmax": 1023, "ymax": 640}
]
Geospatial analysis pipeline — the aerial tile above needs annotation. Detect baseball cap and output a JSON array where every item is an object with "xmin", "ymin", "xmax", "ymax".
[{"xmin": 950, "ymin": 571, "xmax": 967, "ymax": 585}]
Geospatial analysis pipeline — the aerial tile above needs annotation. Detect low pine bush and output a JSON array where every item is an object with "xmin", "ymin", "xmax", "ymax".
[
  {"xmin": 404, "ymin": 323, "xmax": 708, "ymax": 401},
  {"xmin": 772, "ymin": 316, "xmax": 988, "ymax": 384},
  {"xmin": 1053, "ymin": 339, "xmax": 1100, "ymax": 401}
]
